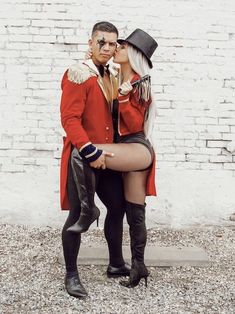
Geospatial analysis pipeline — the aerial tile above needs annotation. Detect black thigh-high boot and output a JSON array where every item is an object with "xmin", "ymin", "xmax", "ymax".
[
  {"xmin": 120, "ymin": 201, "xmax": 149, "ymax": 288},
  {"xmin": 62, "ymin": 159, "xmax": 88, "ymax": 298},
  {"xmin": 67, "ymin": 147, "xmax": 100, "ymax": 233}
]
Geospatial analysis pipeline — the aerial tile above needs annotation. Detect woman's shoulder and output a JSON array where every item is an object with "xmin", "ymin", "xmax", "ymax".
[{"xmin": 131, "ymin": 73, "xmax": 140, "ymax": 83}]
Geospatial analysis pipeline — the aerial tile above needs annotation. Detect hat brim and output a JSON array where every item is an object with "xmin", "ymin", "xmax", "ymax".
[
  {"xmin": 117, "ymin": 39, "xmax": 126, "ymax": 44},
  {"xmin": 117, "ymin": 39, "xmax": 153, "ymax": 68}
]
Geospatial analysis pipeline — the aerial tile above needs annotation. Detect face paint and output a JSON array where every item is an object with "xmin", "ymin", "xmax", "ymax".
[{"xmin": 97, "ymin": 36, "xmax": 106, "ymax": 51}]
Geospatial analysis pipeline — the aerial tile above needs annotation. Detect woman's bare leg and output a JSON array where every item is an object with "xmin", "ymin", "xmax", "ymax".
[{"xmin": 96, "ymin": 143, "xmax": 152, "ymax": 172}]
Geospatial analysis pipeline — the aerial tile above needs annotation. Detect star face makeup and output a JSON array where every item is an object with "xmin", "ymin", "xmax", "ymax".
[
  {"xmin": 89, "ymin": 31, "xmax": 118, "ymax": 65},
  {"xmin": 97, "ymin": 35, "xmax": 117, "ymax": 51},
  {"xmin": 97, "ymin": 36, "xmax": 106, "ymax": 50}
]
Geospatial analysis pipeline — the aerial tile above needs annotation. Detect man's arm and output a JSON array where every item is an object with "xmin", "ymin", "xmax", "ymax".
[
  {"xmin": 60, "ymin": 70, "xmax": 113, "ymax": 169},
  {"xmin": 60, "ymin": 71, "xmax": 90, "ymax": 148}
]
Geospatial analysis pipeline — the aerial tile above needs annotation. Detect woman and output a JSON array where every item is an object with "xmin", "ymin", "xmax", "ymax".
[{"xmin": 68, "ymin": 29, "xmax": 158, "ymax": 288}]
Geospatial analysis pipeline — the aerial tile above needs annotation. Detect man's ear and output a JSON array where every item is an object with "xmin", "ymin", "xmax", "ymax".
[{"xmin": 88, "ymin": 39, "xmax": 92, "ymax": 48}]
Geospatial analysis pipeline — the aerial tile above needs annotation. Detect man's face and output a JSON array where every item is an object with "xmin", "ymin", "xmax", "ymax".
[{"xmin": 89, "ymin": 31, "xmax": 117, "ymax": 65}]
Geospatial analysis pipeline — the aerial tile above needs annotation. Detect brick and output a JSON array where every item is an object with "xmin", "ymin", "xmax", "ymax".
[
  {"xmin": 33, "ymin": 35, "xmax": 56, "ymax": 43},
  {"xmin": 207, "ymin": 32, "xmax": 229, "ymax": 41},
  {"xmin": 28, "ymin": 65, "xmax": 51, "ymax": 73},
  {"xmin": 200, "ymin": 148, "xmax": 221, "ymax": 155},
  {"xmin": 200, "ymin": 163, "xmax": 223, "ymax": 170},
  {"xmin": 31, "ymin": 20, "xmax": 55, "ymax": 27},
  {"xmin": 164, "ymin": 154, "xmax": 185, "ymax": 162},
  {"xmin": 8, "ymin": 35, "xmax": 33, "ymax": 42},
  {"xmin": 219, "ymin": 118, "xmax": 235, "ymax": 125},
  {"xmin": 29, "ymin": 150, "xmax": 53, "ymax": 158},
  {"xmin": 157, "ymin": 146, "xmax": 175, "ymax": 154},
  {"xmin": 6, "ymin": 19, "xmax": 30, "ymax": 27},
  {"xmin": 224, "ymin": 79, "xmax": 235, "ymax": 89},
  {"xmin": 14, "ymin": 158, "xmax": 36, "ymax": 165},
  {"xmin": 1, "ymin": 163, "xmax": 24, "ymax": 172},
  {"xmin": 207, "ymin": 125, "xmax": 230, "ymax": 133},
  {"xmin": 209, "ymin": 155, "xmax": 233, "ymax": 163},
  {"xmin": 35, "ymin": 135, "xmax": 47, "ymax": 142},
  {"xmin": 176, "ymin": 162, "xmax": 201, "ymax": 170},
  {"xmin": 0, "ymin": 142, "xmax": 12, "ymax": 149},
  {"xmin": 189, "ymin": 154, "xmax": 210, "ymax": 162},
  {"xmin": 206, "ymin": 140, "xmax": 228, "ymax": 148},
  {"xmin": 156, "ymin": 132, "xmax": 175, "ymax": 139},
  {"xmin": 6, "ymin": 42, "xmax": 29, "ymax": 50},
  {"xmin": 158, "ymin": 124, "xmax": 176, "ymax": 132},
  {"xmin": 231, "ymin": 126, "xmax": 235, "ymax": 133},
  {"xmin": 13, "ymin": 142, "xmax": 37, "ymax": 150},
  {"xmin": 176, "ymin": 147, "xmax": 199, "ymax": 154},
  {"xmin": 223, "ymin": 133, "xmax": 235, "ymax": 141},
  {"xmin": 224, "ymin": 163, "xmax": 235, "ymax": 170},
  {"xmin": 196, "ymin": 117, "xmax": 218, "ymax": 125},
  {"xmin": 23, "ymin": 135, "xmax": 36, "ymax": 143},
  {"xmin": 35, "ymin": 158, "xmax": 58, "ymax": 166}
]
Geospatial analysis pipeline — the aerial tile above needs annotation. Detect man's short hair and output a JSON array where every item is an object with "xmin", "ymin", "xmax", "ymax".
[{"xmin": 92, "ymin": 21, "xmax": 118, "ymax": 37}]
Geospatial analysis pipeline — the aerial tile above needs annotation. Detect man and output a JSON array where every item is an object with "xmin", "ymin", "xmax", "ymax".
[{"xmin": 60, "ymin": 21, "xmax": 130, "ymax": 298}]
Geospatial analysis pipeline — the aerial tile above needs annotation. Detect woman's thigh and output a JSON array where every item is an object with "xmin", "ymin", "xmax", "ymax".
[{"xmin": 96, "ymin": 143, "xmax": 152, "ymax": 172}]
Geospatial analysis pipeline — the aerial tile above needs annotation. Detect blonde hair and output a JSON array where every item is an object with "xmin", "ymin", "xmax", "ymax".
[{"xmin": 127, "ymin": 44, "xmax": 157, "ymax": 143}]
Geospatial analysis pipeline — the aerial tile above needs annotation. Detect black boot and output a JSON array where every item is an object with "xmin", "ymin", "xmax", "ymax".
[
  {"xmin": 106, "ymin": 263, "xmax": 131, "ymax": 278},
  {"xmin": 67, "ymin": 148, "xmax": 100, "ymax": 233},
  {"xmin": 65, "ymin": 271, "xmax": 88, "ymax": 298},
  {"xmin": 120, "ymin": 201, "xmax": 149, "ymax": 288}
]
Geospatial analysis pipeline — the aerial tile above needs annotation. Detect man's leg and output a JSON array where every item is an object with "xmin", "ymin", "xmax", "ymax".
[
  {"xmin": 96, "ymin": 169, "xmax": 130, "ymax": 277},
  {"xmin": 61, "ymin": 159, "xmax": 87, "ymax": 298},
  {"xmin": 67, "ymin": 147, "xmax": 100, "ymax": 233}
]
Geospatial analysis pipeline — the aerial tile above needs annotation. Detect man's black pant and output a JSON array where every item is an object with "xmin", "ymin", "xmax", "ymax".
[{"xmin": 62, "ymin": 157, "xmax": 126, "ymax": 273}]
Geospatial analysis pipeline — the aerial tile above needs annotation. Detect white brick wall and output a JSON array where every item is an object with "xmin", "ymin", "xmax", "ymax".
[{"xmin": 0, "ymin": 0, "xmax": 235, "ymax": 226}]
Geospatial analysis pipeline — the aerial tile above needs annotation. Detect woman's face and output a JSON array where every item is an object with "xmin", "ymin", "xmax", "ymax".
[{"xmin": 113, "ymin": 42, "xmax": 129, "ymax": 64}]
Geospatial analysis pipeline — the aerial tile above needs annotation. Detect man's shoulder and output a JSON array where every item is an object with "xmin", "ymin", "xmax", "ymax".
[{"xmin": 67, "ymin": 61, "xmax": 96, "ymax": 84}]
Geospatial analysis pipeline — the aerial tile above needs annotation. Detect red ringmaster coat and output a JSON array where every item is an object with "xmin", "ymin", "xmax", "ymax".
[{"xmin": 60, "ymin": 60, "xmax": 156, "ymax": 210}]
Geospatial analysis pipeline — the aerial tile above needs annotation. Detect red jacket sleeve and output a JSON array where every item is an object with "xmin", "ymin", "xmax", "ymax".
[
  {"xmin": 60, "ymin": 71, "xmax": 90, "ymax": 148},
  {"xmin": 118, "ymin": 90, "xmax": 150, "ymax": 134}
]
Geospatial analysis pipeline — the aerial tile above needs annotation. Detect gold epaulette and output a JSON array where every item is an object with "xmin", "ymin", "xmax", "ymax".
[{"xmin": 67, "ymin": 62, "xmax": 95, "ymax": 84}]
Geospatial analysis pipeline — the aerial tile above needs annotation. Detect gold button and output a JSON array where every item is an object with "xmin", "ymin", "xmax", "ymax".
[
  {"xmin": 105, "ymin": 137, "xmax": 109, "ymax": 141},
  {"xmin": 106, "ymin": 126, "xmax": 109, "ymax": 131}
]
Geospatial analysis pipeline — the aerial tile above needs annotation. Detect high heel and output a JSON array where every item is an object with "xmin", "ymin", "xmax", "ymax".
[
  {"xmin": 119, "ymin": 201, "xmax": 149, "ymax": 288},
  {"xmin": 67, "ymin": 206, "xmax": 100, "ymax": 233},
  {"xmin": 120, "ymin": 260, "xmax": 149, "ymax": 288},
  {"xmin": 144, "ymin": 276, "xmax": 148, "ymax": 287},
  {"xmin": 120, "ymin": 276, "xmax": 148, "ymax": 288}
]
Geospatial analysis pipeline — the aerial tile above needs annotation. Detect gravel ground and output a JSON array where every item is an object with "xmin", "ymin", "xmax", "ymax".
[{"xmin": 0, "ymin": 224, "xmax": 234, "ymax": 314}]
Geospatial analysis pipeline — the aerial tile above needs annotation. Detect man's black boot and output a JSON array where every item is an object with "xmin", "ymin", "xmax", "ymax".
[
  {"xmin": 107, "ymin": 262, "xmax": 131, "ymax": 278},
  {"xmin": 67, "ymin": 148, "xmax": 100, "ymax": 233},
  {"xmin": 65, "ymin": 271, "xmax": 88, "ymax": 298}
]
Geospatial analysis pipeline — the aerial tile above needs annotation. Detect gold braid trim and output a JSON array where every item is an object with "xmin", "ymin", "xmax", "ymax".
[{"xmin": 67, "ymin": 62, "xmax": 95, "ymax": 84}]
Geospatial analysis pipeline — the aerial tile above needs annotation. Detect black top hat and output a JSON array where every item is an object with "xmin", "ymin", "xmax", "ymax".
[{"xmin": 117, "ymin": 28, "xmax": 158, "ymax": 68}]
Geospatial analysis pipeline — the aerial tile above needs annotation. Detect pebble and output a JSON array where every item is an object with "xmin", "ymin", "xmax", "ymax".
[{"xmin": 0, "ymin": 224, "xmax": 234, "ymax": 314}]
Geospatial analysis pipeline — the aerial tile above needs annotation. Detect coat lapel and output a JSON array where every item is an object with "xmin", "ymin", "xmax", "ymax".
[{"xmin": 83, "ymin": 59, "xmax": 118, "ymax": 105}]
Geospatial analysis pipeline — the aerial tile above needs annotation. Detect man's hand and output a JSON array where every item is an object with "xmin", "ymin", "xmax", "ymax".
[{"xmin": 89, "ymin": 151, "xmax": 114, "ymax": 169}]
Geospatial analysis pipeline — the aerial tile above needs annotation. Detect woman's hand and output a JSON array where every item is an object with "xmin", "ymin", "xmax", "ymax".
[
  {"xmin": 118, "ymin": 80, "xmax": 133, "ymax": 96},
  {"xmin": 85, "ymin": 48, "xmax": 92, "ymax": 60}
]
